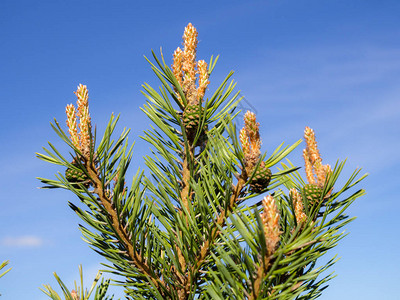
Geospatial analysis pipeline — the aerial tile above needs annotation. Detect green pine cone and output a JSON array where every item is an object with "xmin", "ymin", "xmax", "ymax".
[
  {"xmin": 182, "ymin": 104, "xmax": 208, "ymax": 145},
  {"xmin": 182, "ymin": 104, "xmax": 202, "ymax": 130},
  {"xmin": 65, "ymin": 160, "xmax": 89, "ymax": 187},
  {"xmin": 249, "ymin": 164, "xmax": 272, "ymax": 193},
  {"xmin": 303, "ymin": 184, "xmax": 323, "ymax": 206},
  {"xmin": 65, "ymin": 167, "xmax": 88, "ymax": 182}
]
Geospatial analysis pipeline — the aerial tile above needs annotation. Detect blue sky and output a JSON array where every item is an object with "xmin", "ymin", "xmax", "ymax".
[{"xmin": 1, "ymin": 0, "xmax": 399, "ymax": 299}]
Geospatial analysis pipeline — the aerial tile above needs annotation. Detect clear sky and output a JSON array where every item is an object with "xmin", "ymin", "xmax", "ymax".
[{"xmin": 0, "ymin": 0, "xmax": 399, "ymax": 299}]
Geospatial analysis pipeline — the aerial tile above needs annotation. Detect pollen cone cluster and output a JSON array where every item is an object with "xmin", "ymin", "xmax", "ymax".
[
  {"xmin": 303, "ymin": 127, "xmax": 331, "ymax": 187},
  {"xmin": 302, "ymin": 127, "xmax": 332, "ymax": 207},
  {"xmin": 71, "ymin": 290, "xmax": 80, "ymax": 300},
  {"xmin": 65, "ymin": 84, "xmax": 93, "ymax": 159},
  {"xmin": 240, "ymin": 111, "xmax": 261, "ymax": 169},
  {"xmin": 261, "ymin": 195, "xmax": 281, "ymax": 255},
  {"xmin": 172, "ymin": 23, "xmax": 210, "ymax": 107},
  {"xmin": 240, "ymin": 111, "xmax": 271, "ymax": 192},
  {"xmin": 173, "ymin": 24, "xmax": 210, "ymax": 143},
  {"xmin": 290, "ymin": 188, "xmax": 307, "ymax": 224}
]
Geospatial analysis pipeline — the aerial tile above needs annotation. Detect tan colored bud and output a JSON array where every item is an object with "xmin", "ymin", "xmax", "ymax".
[
  {"xmin": 244, "ymin": 111, "xmax": 258, "ymax": 138},
  {"xmin": 182, "ymin": 23, "xmax": 198, "ymax": 85},
  {"xmin": 173, "ymin": 47, "xmax": 184, "ymax": 85},
  {"xmin": 290, "ymin": 188, "xmax": 307, "ymax": 224},
  {"xmin": 304, "ymin": 127, "xmax": 321, "ymax": 165},
  {"xmin": 173, "ymin": 23, "xmax": 213, "ymax": 108},
  {"xmin": 75, "ymin": 84, "xmax": 92, "ymax": 157},
  {"xmin": 303, "ymin": 149, "xmax": 316, "ymax": 185},
  {"xmin": 261, "ymin": 195, "xmax": 281, "ymax": 254},
  {"xmin": 197, "ymin": 60, "xmax": 209, "ymax": 99},
  {"xmin": 240, "ymin": 127, "xmax": 250, "ymax": 157},
  {"xmin": 66, "ymin": 104, "xmax": 80, "ymax": 149},
  {"xmin": 241, "ymin": 111, "xmax": 261, "ymax": 169},
  {"xmin": 313, "ymin": 160, "xmax": 325, "ymax": 186},
  {"xmin": 172, "ymin": 47, "xmax": 184, "ymax": 106},
  {"xmin": 71, "ymin": 289, "xmax": 80, "ymax": 300},
  {"xmin": 303, "ymin": 127, "xmax": 331, "ymax": 187},
  {"xmin": 318, "ymin": 163, "xmax": 332, "ymax": 186},
  {"xmin": 75, "ymin": 84, "xmax": 89, "ymax": 115}
]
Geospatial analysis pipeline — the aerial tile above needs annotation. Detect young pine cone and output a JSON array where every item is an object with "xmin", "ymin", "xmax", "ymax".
[
  {"xmin": 182, "ymin": 104, "xmax": 207, "ymax": 144},
  {"xmin": 182, "ymin": 104, "xmax": 202, "ymax": 130},
  {"xmin": 65, "ymin": 159, "xmax": 90, "ymax": 188},
  {"xmin": 302, "ymin": 184, "xmax": 323, "ymax": 207},
  {"xmin": 249, "ymin": 162, "xmax": 272, "ymax": 193}
]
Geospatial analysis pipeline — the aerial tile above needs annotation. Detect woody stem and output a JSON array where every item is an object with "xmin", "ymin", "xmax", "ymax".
[{"xmin": 85, "ymin": 160, "xmax": 167, "ymax": 296}]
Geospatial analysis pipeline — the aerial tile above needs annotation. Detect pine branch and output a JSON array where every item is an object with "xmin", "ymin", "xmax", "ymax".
[
  {"xmin": 37, "ymin": 23, "xmax": 366, "ymax": 300},
  {"xmin": 84, "ymin": 158, "xmax": 168, "ymax": 296},
  {"xmin": 180, "ymin": 174, "xmax": 247, "ymax": 299}
]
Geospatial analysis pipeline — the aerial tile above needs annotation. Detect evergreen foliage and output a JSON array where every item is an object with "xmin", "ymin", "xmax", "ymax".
[
  {"xmin": 40, "ymin": 265, "xmax": 115, "ymax": 300},
  {"xmin": 36, "ymin": 23, "xmax": 366, "ymax": 299}
]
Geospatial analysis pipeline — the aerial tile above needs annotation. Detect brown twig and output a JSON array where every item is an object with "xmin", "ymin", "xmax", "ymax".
[
  {"xmin": 175, "ymin": 145, "xmax": 195, "ymax": 281},
  {"xmin": 85, "ymin": 159, "xmax": 167, "ymax": 297}
]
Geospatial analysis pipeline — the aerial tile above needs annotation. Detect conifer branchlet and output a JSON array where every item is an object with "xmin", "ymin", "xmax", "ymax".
[
  {"xmin": 301, "ymin": 126, "xmax": 333, "ymax": 210},
  {"xmin": 240, "ymin": 111, "xmax": 271, "ymax": 192},
  {"xmin": 261, "ymin": 195, "xmax": 281, "ymax": 255},
  {"xmin": 37, "ymin": 22, "xmax": 366, "ymax": 300}
]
